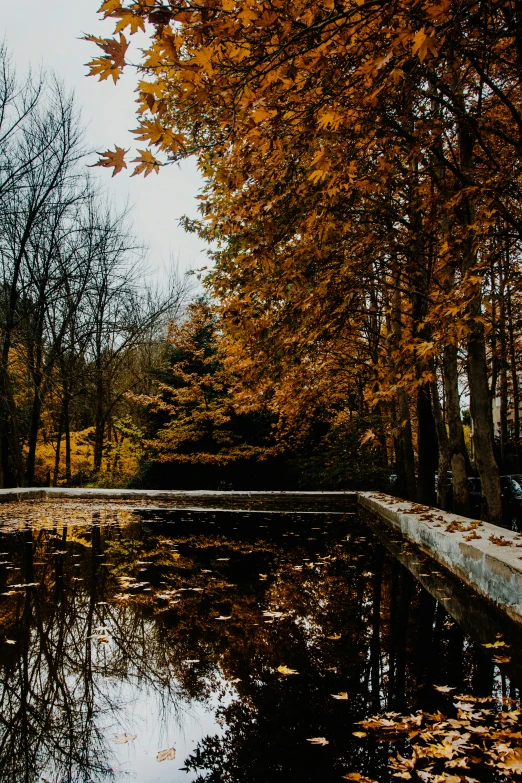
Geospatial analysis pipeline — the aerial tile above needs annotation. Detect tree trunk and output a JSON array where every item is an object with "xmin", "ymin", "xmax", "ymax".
[
  {"xmin": 416, "ymin": 384, "xmax": 438, "ymax": 506},
  {"xmin": 468, "ymin": 325, "xmax": 502, "ymax": 523},
  {"xmin": 26, "ymin": 376, "xmax": 44, "ymax": 486},
  {"xmin": 507, "ymin": 284, "xmax": 522, "ymax": 468},
  {"xmin": 64, "ymin": 396, "xmax": 72, "ymax": 484},
  {"xmin": 53, "ymin": 409, "xmax": 64, "ymax": 487},
  {"xmin": 443, "ymin": 344, "xmax": 471, "ymax": 516},
  {"xmin": 430, "ymin": 374, "xmax": 450, "ymax": 510}
]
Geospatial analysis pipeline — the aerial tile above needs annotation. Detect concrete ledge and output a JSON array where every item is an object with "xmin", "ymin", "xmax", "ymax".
[
  {"xmin": 358, "ymin": 492, "xmax": 522, "ymax": 624},
  {"xmin": 0, "ymin": 487, "xmax": 357, "ymax": 512}
]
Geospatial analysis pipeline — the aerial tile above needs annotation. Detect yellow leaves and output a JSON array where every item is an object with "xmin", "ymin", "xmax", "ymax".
[
  {"xmin": 497, "ymin": 748, "xmax": 522, "ymax": 774},
  {"xmin": 352, "ymin": 731, "xmax": 367, "ymax": 738},
  {"xmin": 327, "ymin": 632, "xmax": 341, "ymax": 640},
  {"xmin": 90, "ymin": 146, "xmax": 128, "ymax": 176},
  {"xmin": 114, "ymin": 10, "xmax": 146, "ymax": 35},
  {"xmin": 332, "ymin": 691, "xmax": 349, "ymax": 700},
  {"xmin": 317, "ymin": 110, "xmax": 343, "ymax": 130},
  {"xmin": 131, "ymin": 148, "xmax": 161, "ymax": 177},
  {"xmin": 359, "ymin": 429, "xmax": 376, "ymax": 446},
  {"xmin": 307, "ymin": 737, "xmax": 329, "ymax": 745},
  {"xmin": 412, "ymin": 27, "xmax": 439, "ymax": 62},
  {"xmin": 112, "ymin": 733, "xmax": 137, "ymax": 744},
  {"xmin": 482, "ymin": 640, "xmax": 509, "ymax": 648},
  {"xmin": 99, "ymin": 0, "xmax": 122, "ymax": 15},
  {"xmin": 221, "ymin": 0, "xmax": 235, "ymax": 9},
  {"xmin": 157, "ymin": 748, "xmax": 176, "ymax": 762},
  {"xmin": 84, "ymin": 33, "xmax": 129, "ymax": 82},
  {"xmin": 276, "ymin": 664, "xmax": 299, "ymax": 675}
]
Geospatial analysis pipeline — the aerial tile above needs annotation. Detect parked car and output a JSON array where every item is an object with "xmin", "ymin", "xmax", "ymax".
[{"xmin": 500, "ymin": 475, "xmax": 522, "ymax": 532}]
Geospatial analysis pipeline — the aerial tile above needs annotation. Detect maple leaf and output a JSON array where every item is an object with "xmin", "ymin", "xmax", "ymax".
[
  {"xmin": 132, "ymin": 149, "xmax": 161, "ymax": 177},
  {"xmin": 327, "ymin": 632, "xmax": 341, "ymax": 640},
  {"xmin": 332, "ymin": 692, "xmax": 349, "ymax": 700},
  {"xmin": 114, "ymin": 10, "xmax": 146, "ymax": 35},
  {"xmin": 434, "ymin": 685, "xmax": 456, "ymax": 693},
  {"xmin": 157, "ymin": 748, "xmax": 176, "ymax": 762},
  {"xmin": 90, "ymin": 146, "xmax": 128, "ymax": 176},
  {"xmin": 276, "ymin": 664, "xmax": 299, "ymax": 675},
  {"xmin": 84, "ymin": 33, "xmax": 129, "ymax": 83},
  {"xmin": 307, "ymin": 737, "xmax": 329, "ymax": 745},
  {"xmin": 412, "ymin": 28, "xmax": 439, "ymax": 62}
]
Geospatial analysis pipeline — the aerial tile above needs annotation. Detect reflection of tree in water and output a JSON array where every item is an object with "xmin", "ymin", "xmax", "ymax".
[
  {"xmin": 0, "ymin": 515, "xmax": 190, "ymax": 782},
  {"xmin": 0, "ymin": 506, "xmax": 519, "ymax": 783}
]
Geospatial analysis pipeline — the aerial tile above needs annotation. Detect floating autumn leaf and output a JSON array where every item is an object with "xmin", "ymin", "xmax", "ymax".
[
  {"xmin": 90, "ymin": 146, "xmax": 128, "ymax": 176},
  {"xmin": 214, "ymin": 615, "xmax": 232, "ymax": 620},
  {"xmin": 497, "ymin": 748, "xmax": 522, "ymax": 774},
  {"xmin": 5, "ymin": 639, "xmax": 15, "ymax": 645},
  {"xmin": 112, "ymin": 733, "xmax": 137, "ymax": 744},
  {"xmin": 156, "ymin": 748, "xmax": 176, "ymax": 762},
  {"xmin": 483, "ymin": 640, "xmax": 509, "ymax": 648},
  {"xmin": 276, "ymin": 665, "xmax": 299, "ymax": 675},
  {"xmin": 434, "ymin": 685, "xmax": 456, "ymax": 693},
  {"xmin": 342, "ymin": 774, "xmax": 378, "ymax": 783},
  {"xmin": 332, "ymin": 692, "xmax": 349, "ymax": 700},
  {"xmin": 131, "ymin": 149, "xmax": 161, "ymax": 177},
  {"xmin": 327, "ymin": 633, "xmax": 341, "ymax": 640},
  {"xmin": 492, "ymin": 654, "xmax": 511, "ymax": 664},
  {"xmin": 352, "ymin": 731, "xmax": 367, "ymax": 738},
  {"xmin": 307, "ymin": 737, "xmax": 329, "ymax": 745}
]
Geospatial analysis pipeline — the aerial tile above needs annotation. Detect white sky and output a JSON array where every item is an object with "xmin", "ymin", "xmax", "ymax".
[{"xmin": 2, "ymin": 1, "xmax": 208, "ymax": 281}]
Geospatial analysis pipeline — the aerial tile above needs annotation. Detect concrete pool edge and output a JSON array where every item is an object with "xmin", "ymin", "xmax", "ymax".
[
  {"xmin": 0, "ymin": 487, "xmax": 358, "ymax": 511},
  {"xmin": 358, "ymin": 492, "xmax": 522, "ymax": 624}
]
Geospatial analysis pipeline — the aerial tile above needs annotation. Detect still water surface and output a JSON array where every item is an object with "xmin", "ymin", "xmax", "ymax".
[{"xmin": 0, "ymin": 503, "xmax": 520, "ymax": 782}]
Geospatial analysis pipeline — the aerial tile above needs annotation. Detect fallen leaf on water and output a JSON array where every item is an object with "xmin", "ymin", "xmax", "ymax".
[
  {"xmin": 214, "ymin": 615, "xmax": 232, "ymax": 620},
  {"xmin": 497, "ymin": 747, "xmax": 522, "ymax": 773},
  {"xmin": 307, "ymin": 737, "xmax": 329, "ymax": 745},
  {"xmin": 434, "ymin": 685, "xmax": 456, "ymax": 693},
  {"xmin": 483, "ymin": 640, "xmax": 509, "ymax": 648},
  {"xmin": 352, "ymin": 731, "xmax": 367, "ymax": 738},
  {"xmin": 327, "ymin": 633, "xmax": 341, "ymax": 640},
  {"xmin": 492, "ymin": 655, "xmax": 511, "ymax": 664},
  {"xmin": 5, "ymin": 639, "xmax": 15, "ymax": 645},
  {"xmin": 276, "ymin": 665, "xmax": 299, "ymax": 675},
  {"xmin": 332, "ymin": 692, "xmax": 349, "ymax": 700},
  {"xmin": 112, "ymin": 733, "xmax": 137, "ymax": 744},
  {"xmin": 157, "ymin": 747, "xmax": 176, "ymax": 762}
]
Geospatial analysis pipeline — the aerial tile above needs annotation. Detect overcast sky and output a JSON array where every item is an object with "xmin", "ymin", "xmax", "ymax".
[{"xmin": 2, "ymin": 1, "xmax": 208, "ymax": 280}]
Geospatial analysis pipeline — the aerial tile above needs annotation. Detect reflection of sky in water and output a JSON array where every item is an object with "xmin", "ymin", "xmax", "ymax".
[
  {"xmin": 0, "ymin": 505, "xmax": 521, "ymax": 783},
  {"xmin": 96, "ymin": 677, "xmax": 230, "ymax": 781}
]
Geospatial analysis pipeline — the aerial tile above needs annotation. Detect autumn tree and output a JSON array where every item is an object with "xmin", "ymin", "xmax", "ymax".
[{"xmin": 86, "ymin": 0, "xmax": 522, "ymax": 521}]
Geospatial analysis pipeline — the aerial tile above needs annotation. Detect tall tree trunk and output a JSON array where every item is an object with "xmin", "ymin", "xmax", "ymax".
[
  {"xmin": 26, "ymin": 376, "xmax": 44, "ymax": 486},
  {"xmin": 416, "ymin": 384, "xmax": 438, "ymax": 506},
  {"xmin": 53, "ymin": 408, "xmax": 64, "ymax": 487},
  {"xmin": 443, "ymin": 344, "xmax": 471, "ymax": 516},
  {"xmin": 506, "ymin": 284, "xmax": 522, "ymax": 468},
  {"xmin": 430, "ymin": 374, "xmax": 450, "ymax": 510},
  {"xmin": 64, "ymin": 395, "xmax": 72, "ymax": 484},
  {"xmin": 457, "ymin": 109, "xmax": 501, "ymax": 523}
]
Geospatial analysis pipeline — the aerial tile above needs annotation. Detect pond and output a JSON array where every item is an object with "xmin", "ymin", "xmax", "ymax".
[{"xmin": 0, "ymin": 502, "xmax": 520, "ymax": 783}]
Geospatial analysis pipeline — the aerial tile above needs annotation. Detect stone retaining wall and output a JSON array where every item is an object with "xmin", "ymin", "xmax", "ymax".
[{"xmin": 358, "ymin": 491, "xmax": 522, "ymax": 624}]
